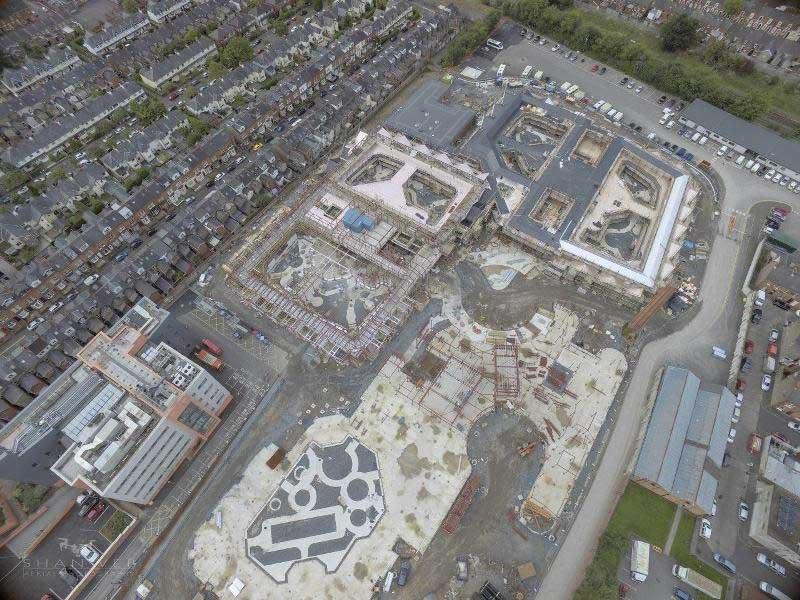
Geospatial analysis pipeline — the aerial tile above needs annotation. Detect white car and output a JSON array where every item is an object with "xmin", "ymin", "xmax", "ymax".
[
  {"xmin": 789, "ymin": 181, "xmax": 798, "ymax": 191},
  {"xmin": 764, "ymin": 168, "xmax": 776, "ymax": 180},
  {"xmin": 551, "ymin": 44, "xmax": 559, "ymax": 52},
  {"xmin": 717, "ymin": 145, "xmax": 728, "ymax": 157},
  {"xmin": 757, "ymin": 553, "xmax": 787, "ymax": 576},
  {"xmin": 773, "ymin": 172, "xmax": 783, "ymax": 183},
  {"xmin": 711, "ymin": 500, "xmax": 717, "ymax": 516},
  {"xmin": 769, "ymin": 328, "xmax": 780, "ymax": 342},
  {"xmin": 735, "ymin": 393, "xmax": 743, "ymax": 408},
  {"xmin": 788, "ymin": 421, "xmax": 800, "ymax": 431},
  {"xmin": 762, "ymin": 374, "xmax": 773, "ymax": 391},
  {"xmin": 728, "ymin": 427, "xmax": 736, "ymax": 443},
  {"xmin": 665, "ymin": 120, "xmax": 675, "ymax": 129},
  {"xmin": 731, "ymin": 407, "xmax": 741, "ymax": 424},
  {"xmin": 26, "ymin": 317, "xmax": 44, "ymax": 331},
  {"xmin": 80, "ymin": 544, "xmax": 100, "ymax": 564},
  {"xmin": 700, "ymin": 518, "xmax": 712, "ymax": 539},
  {"xmin": 739, "ymin": 502, "xmax": 749, "ymax": 522}
]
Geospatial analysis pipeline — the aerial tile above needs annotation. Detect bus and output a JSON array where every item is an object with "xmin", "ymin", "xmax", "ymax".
[
  {"xmin": 496, "ymin": 64, "xmax": 506, "ymax": 79},
  {"xmin": 486, "ymin": 38, "xmax": 504, "ymax": 50}
]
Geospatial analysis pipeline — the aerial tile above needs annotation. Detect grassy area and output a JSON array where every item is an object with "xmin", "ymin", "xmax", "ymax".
[
  {"xmin": 12, "ymin": 483, "xmax": 48, "ymax": 515},
  {"xmin": 574, "ymin": 483, "xmax": 676, "ymax": 599},
  {"xmin": 100, "ymin": 509, "xmax": 133, "ymax": 542},
  {"xmin": 670, "ymin": 513, "xmax": 728, "ymax": 600},
  {"xmin": 607, "ymin": 483, "xmax": 676, "ymax": 546}
]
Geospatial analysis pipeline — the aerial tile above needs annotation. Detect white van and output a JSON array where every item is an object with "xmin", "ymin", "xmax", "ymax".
[
  {"xmin": 736, "ymin": 155, "xmax": 746, "ymax": 166},
  {"xmin": 383, "ymin": 571, "xmax": 395, "ymax": 592}
]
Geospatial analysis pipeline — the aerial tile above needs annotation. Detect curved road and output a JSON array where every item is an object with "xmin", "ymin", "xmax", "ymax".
[{"xmin": 537, "ymin": 157, "xmax": 800, "ymax": 598}]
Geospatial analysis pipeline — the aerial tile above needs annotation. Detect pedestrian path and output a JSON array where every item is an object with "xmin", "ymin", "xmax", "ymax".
[{"xmin": 663, "ymin": 506, "xmax": 683, "ymax": 555}]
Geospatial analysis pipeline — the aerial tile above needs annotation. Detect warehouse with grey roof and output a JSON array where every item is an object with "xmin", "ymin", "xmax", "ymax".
[
  {"xmin": 632, "ymin": 366, "xmax": 736, "ymax": 516},
  {"xmin": 679, "ymin": 99, "xmax": 800, "ymax": 180}
]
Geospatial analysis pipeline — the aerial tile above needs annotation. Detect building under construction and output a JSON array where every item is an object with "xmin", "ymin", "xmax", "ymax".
[{"xmin": 224, "ymin": 128, "xmax": 493, "ymax": 363}]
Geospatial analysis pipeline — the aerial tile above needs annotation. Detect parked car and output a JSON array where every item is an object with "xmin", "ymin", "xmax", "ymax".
[
  {"xmin": 59, "ymin": 567, "xmax": 80, "ymax": 588},
  {"xmin": 78, "ymin": 494, "xmax": 99, "ymax": 517},
  {"xmin": 768, "ymin": 342, "xmax": 779, "ymax": 357},
  {"xmin": 717, "ymin": 145, "xmax": 728, "ymax": 157},
  {"xmin": 744, "ymin": 340, "xmax": 754, "ymax": 354},
  {"xmin": 673, "ymin": 588, "xmax": 693, "ymax": 600},
  {"xmin": 397, "ymin": 562, "xmax": 411, "ymax": 586},
  {"xmin": 769, "ymin": 328, "xmax": 780, "ymax": 342},
  {"xmin": 740, "ymin": 357, "xmax": 752, "ymax": 373},
  {"xmin": 751, "ymin": 309, "xmax": 762, "ymax": 324},
  {"xmin": 788, "ymin": 421, "xmax": 800, "ymax": 432},
  {"xmin": 713, "ymin": 554, "xmax": 737, "ymax": 574},
  {"xmin": 757, "ymin": 553, "xmax": 787, "ymax": 576},
  {"xmin": 732, "ymin": 407, "xmax": 741, "ymax": 423},
  {"xmin": 700, "ymin": 518, "xmax": 712, "ymax": 538},
  {"xmin": 739, "ymin": 502, "xmax": 750, "ymax": 522},
  {"xmin": 456, "ymin": 557, "xmax": 469, "ymax": 581},
  {"xmin": 762, "ymin": 374, "xmax": 773, "ymax": 391},
  {"xmin": 80, "ymin": 544, "xmax": 100, "ymax": 564},
  {"xmin": 86, "ymin": 499, "xmax": 107, "ymax": 522},
  {"xmin": 728, "ymin": 428, "xmax": 737, "ymax": 443}
]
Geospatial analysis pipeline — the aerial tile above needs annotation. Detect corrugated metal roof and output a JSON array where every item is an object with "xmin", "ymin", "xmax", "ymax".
[
  {"xmin": 672, "ymin": 443, "xmax": 706, "ymax": 500},
  {"xmin": 708, "ymin": 387, "xmax": 736, "ymax": 467},
  {"xmin": 696, "ymin": 470, "xmax": 718, "ymax": 514},
  {"xmin": 686, "ymin": 389, "xmax": 719, "ymax": 447},
  {"xmin": 682, "ymin": 99, "xmax": 800, "ymax": 175},
  {"xmin": 656, "ymin": 369, "xmax": 700, "ymax": 491}
]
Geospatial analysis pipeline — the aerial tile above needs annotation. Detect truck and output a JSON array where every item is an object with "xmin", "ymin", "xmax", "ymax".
[
  {"xmin": 201, "ymin": 338, "xmax": 223, "ymax": 356},
  {"xmin": 759, "ymin": 582, "xmax": 792, "ymax": 600},
  {"xmin": 136, "ymin": 580, "xmax": 153, "ymax": 600},
  {"xmin": 630, "ymin": 540, "xmax": 650, "ymax": 582},
  {"xmin": 195, "ymin": 349, "xmax": 223, "ymax": 371},
  {"xmin": 672, "ymin": 565, "xmax": 723, "ymax": 599}
]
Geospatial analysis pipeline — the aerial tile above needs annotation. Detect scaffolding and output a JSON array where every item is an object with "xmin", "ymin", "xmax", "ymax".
[{"xmin": 493, "ymin": 340, "xmax": 519, "ymax": 405}]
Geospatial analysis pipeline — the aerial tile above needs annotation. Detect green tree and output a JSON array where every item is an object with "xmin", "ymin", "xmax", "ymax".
[
  {"xmin": 131, "ymin": 98, "xmax": 166, "ymax": 126},
  {"xmin": 122, "ymin": 0, "xmax": 139, "ymax": 13},
  {"xmin": 722, "ymin": 0, "xmax": 744, "ymax": 15},
  {"xmin": 313, "ymin": 0, "xmax": 323, "ymax": 11},
  {"xmin": 207, "ymin": 59, "xmax": 226, "ymax": 79},
  {"xmin": 220, "ymin": 36, "xmax": 254, "ymax": 68},
  {"xmin": 660, "ymin": 14, "xmax": 701, "ymax": 52}
]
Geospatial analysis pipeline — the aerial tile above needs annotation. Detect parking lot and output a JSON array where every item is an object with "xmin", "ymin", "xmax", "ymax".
[
  {"xmin": 460, "ymin": 21, "xmax": 800, "ymax": 197},
  {"xmin": 1, "ymin": 493, "xmax": 126, "ymax": 600}
]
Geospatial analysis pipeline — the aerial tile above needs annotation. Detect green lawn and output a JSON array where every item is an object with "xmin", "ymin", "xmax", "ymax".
[
  {"xmin": 670, "ymin": 513, "xmax": 728, "ymax": 600},
  {"xmin": 607, "ymin": 483, "xmax": 676, "ymax": 548},
  {"xmin": 574, "ymin": 483, "xmax": 676, "ymax": 600}
]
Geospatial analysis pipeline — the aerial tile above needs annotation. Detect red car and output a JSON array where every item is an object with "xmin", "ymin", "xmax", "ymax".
[
  {"xmin": 768, "ymin": 342, "xmax": 779, "ymax": 357},
  {"xmin": 86, "ymin": 499, "xmax": 107, "ymax": 523},
  {"xmin": 773, "ymin": 205, "xmax": 790, "ymax": 216},
  {"xmin": 744, "ymin": 340, "xmax": 754, "ymax": 355},
  {"xmin": 736, "ymin": 378, "xmax": 747, "ymax": 391},
  {"xmin": 591, "ymin": 64, "xmax": 599, "ymax": 72}
]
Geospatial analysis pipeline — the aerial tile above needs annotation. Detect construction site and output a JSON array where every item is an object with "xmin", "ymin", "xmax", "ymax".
[{"xmin": 222, "ymin": 128, "xmax": 491, "ymax": 364}]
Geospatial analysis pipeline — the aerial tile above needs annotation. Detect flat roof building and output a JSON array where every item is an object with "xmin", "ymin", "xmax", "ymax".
[
  {"xmin": 0, "ymin": 299, "xmax": 232, "ymax": 504},
  {"xmin": 679, "ymin": 99, "xmax": 800, "ymax": 180},
  {"xmin": 632, "ymin": 366, "xmax": 735, "ymax": 516}
]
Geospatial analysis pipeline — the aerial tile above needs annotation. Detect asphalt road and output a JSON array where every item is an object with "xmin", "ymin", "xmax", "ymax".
[{"xmin": 503, "ymin": 26, "xmax": 800, "ymax": 600}]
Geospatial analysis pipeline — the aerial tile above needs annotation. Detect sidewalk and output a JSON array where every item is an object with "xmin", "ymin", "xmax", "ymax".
[
  {"xmin": 663, "ymin": 507, "xmax": 683, "ymax": 555},
  {"xmin": 6, "ymin": 486, "xmax": 78, "ymax": 558}
]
